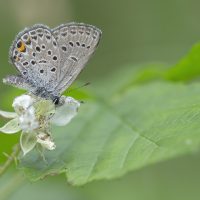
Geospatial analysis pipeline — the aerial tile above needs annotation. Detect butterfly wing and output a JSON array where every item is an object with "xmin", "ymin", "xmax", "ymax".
[
  {"xmin": 9, "ymin": 24, "xmax": 61, "ymax": 95},
  {"xmin": 52, "ymin": 23, "xmax": 102, "ymax": 94}
]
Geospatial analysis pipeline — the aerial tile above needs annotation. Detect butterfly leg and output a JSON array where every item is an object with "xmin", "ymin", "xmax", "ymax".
[{"xmin": 3, "ymin": 75, "xmax": 31, "ymax": 90}]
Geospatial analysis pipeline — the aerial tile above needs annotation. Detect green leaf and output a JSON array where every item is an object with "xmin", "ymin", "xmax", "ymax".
[
  {"xmin": 92, "ymin": 63, "xmax": 169, "ymax": 97},
  {"xmin": 0, "ymin": 118, "xmax": 20, "ymax": 134},
  {"xmin": 165, "ymin": 42, "xmax": 200, "ymax": 81},
  {"xmin": 20, "ymin": 132, "xmax": 37, "ymax": 156},
  {"xmin": 19, "ymin": 80, "xmax": 200, "ymax": 185},
  {"xmin": 0, "ymin": 110, "xmax": 17, "ymax": 118}
]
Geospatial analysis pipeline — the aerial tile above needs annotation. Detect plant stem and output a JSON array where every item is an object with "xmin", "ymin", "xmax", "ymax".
[
  {"xmin": 0, "ymin": 171, "xmax": 25, "ymax": 200},
  {"xmin": 0, "ymin": 144, "xmax": 20, "ymax": 176},
  {"xmin": 0, "ymin": 144, "xmax": 25, "ymax": 200}
]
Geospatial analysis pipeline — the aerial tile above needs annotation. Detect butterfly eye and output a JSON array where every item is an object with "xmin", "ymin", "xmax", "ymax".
[{"xmin": 53, "ymin": 97, "xmax": 60, "ymax": 105}]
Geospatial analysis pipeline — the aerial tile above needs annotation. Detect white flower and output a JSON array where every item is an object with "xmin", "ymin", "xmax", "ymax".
[
  {"xmin": 12, "ymin": 94, "xmax": 40, "ymax": 132},
  {"xmin": 18, "ymin": 106, "xmax": 39, "ymax": 132},
  {"xmin": 19, "ymin": 116, "xmax": 39, "ymax": 132},
  {"xmin": 12, "ymin": 95, "xmax": 34, "ymax": 114},
  {"xmin": 0, "ymin": 94, "xmax": 80, "ymax": 156}
]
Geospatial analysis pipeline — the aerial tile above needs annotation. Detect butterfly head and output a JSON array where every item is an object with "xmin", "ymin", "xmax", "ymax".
[{"xmin": 53, "ymin": 96, "xmax": 60, "ymax": 105}]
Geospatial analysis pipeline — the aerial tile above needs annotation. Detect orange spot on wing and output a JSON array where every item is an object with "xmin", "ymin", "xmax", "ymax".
[{"xmin": 17, "ymin": 41, "xmax": 26, "ymax": 52}]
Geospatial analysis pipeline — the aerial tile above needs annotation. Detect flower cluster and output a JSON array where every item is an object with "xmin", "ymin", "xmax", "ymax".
[{"xmin": 0, "ymin": 94, "xmax": 80, "ymax": 155}]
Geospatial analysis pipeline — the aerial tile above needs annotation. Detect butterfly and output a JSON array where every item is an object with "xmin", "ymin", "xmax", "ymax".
[{"xmin": 3, "ymin": 23, "xmax": 102, "ymax": 104}]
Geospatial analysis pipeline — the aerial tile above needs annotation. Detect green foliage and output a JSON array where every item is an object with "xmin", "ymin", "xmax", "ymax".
[
  {"xmin": 19, "ymin": 81, "xmax": 200, "ymax": 185},
  {"xmin": 165, "ymin": 43, "xmax": 200, "ymax": 81},
  {"xmin": 16, "ymin": 42, "xmax": 200, "ymax": 185}
]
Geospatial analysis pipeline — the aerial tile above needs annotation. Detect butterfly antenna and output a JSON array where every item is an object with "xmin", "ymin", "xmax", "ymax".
[{"xmin": 67, "ymin": 82, "xmax": 90, "ymax": 93}]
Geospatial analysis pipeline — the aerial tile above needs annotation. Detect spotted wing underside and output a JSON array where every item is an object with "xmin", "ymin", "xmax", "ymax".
[
  {"xmin": 7, "ymin": 24, "xmax": 61, "ymax": 94},
  {"xmin": 52, "ymin": 23, "xmax": 102, "ymax": 94}
]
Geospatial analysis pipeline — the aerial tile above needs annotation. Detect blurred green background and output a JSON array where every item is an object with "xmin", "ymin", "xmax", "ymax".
[{"xmin": 1, "ymin": 0, "xmax": 200, "ymax": 199}]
